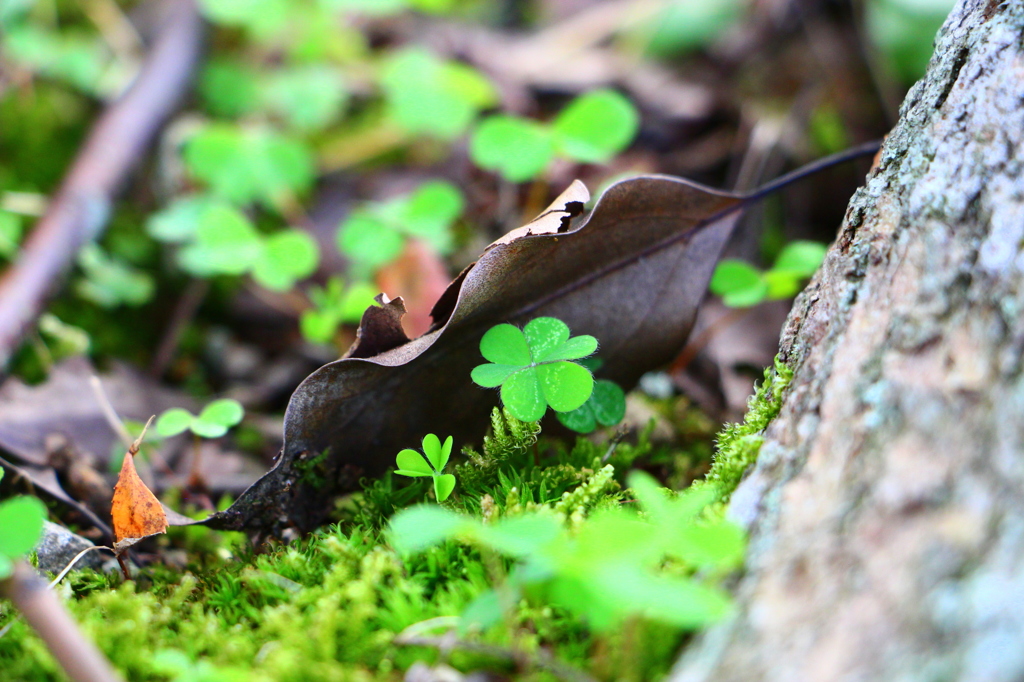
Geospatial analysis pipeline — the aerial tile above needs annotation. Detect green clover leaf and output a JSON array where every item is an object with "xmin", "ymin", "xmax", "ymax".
[
  {"xmin": 556, "ymin": 379, "xmax": 627, "ymax": 433},
  {"xmin": 470, "ymin": 115, "xmax": 554, "ymax": 183},
  {"xmin": 300, "ymin": 279, "xmax": 378, "ymax": 345},
  {"xmin": 337, "ymin": 181, "xmax": 464, "ymax": 276},
  {"xmin": 394, "ymin": 434, "xmax": 457, "ymax": 502},
  {"xmin": 183, "ymin": 124, "xmax": 314, "ymax": 210},
  {"xmin": 172, "ymin": 200, "xmax": 319, "ymax": 291},
  {"xmin": 0, "ymin": 488, "xmax": 47, "ymax": 579},
  {"xmin": 434, "ymin": 474, "xmax": 456, "ymax": 502},
  {"xmin": 710, "ymin": 241, "xmax": 827, "ymax": 308},
  {"xmin": 551, "ymin": 89, "xmax": 639, "ymax": 164},
  {"xmin": 395, "ymin": 448, "xmax": 434, "ymax": 477},
  {"xmin": 75, "ymin": 243, "xmax": 155, "ymax": 308},
  {"xmin": 251, "ymin": 229, "xmax": 320, "ymax": 292},
  {"xmin": 471, "ymin": 317, "xmax": 597, "ymax": 422},
  {"xmin": 155, "ymin": 399, "xmax": 245, "ymax": 440},
  {"xmin": 381, "ymin": 48, "xmax": 496, "ymax": 139}
]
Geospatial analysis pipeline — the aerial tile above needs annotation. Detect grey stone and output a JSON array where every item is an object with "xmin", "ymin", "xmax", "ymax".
[{"xmin": 35, "ymin": 520, "xmax": 109, "ymax": 575}]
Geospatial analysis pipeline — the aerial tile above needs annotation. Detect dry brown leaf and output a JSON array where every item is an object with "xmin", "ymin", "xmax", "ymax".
[
  {"xmin": 111, "ymin": 418, "xmax": 166, "ymax": 556},
  {"xmin": 199, "ymin": 145, "xmax": 880, "ymax": 535}
]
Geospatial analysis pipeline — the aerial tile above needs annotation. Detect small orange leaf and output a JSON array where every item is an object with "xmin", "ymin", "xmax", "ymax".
[{"xmin": 111, "ymin": 417, "xmax": 166, "ymax": 555}]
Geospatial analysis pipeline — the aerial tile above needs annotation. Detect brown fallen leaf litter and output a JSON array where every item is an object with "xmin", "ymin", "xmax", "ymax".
[{"xmin": 110, "ymin": 418, "xmax": 166, "ymax": 576}]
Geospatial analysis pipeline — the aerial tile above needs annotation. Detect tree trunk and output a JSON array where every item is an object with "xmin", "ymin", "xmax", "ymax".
[{"xmin": 671, "ymin": 1, "xmax": 1024, "ymax": 680}]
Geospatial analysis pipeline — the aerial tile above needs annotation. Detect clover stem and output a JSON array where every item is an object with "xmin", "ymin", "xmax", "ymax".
[{"xmin": 186, "ymin": 432, "xmax": 207, "ymax": 497}]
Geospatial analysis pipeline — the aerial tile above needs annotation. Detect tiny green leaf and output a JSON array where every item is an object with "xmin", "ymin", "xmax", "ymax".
[
  {"xmin": 552, "ymin": 89, "xmax": 639, "ymax": 164},
  {"xmin": 147, "ymin": 195, "xmax": 220, "ymax": 243},
  {"xmin": 184, "ymin": 125, "xmax": 314, "ymax": 209},
  {"xmin": 395, "ymin": 448, "xmax": 434, "ymax": 477},
  {"xmin": 400, "ymin": 181, "xmax": 464, "ymax": 253},
  {"xmin": 337, "ymin": 211, "xmax": 406, "ymax": 274},
  {"xmin": 501, "ymin": 370, "xmax": 546, "ymax": 422},
  {"xmin": 339, "ymin": 282, "xmax": 379, "ymax": 322},
  {"xmin": 710, "ymin": 259, "xmax": 769, "ymax": 307},
  {"xmin": 590, "ymin": 380, "xmax": 626, "ymax": 426},
  {"xmin": 555, "ymin": 402, "xmax": 597, "ymax": 433},
  {"xmin": 300, "ymin": 309, "xmax": 337, "ymax": 345},
  {"xmin": 627, "ymin": 471, "xmax": 671, "ymax": 521},
  {"xmin": 197, "ymin": 399, "xmax": 245, "ymax": 428},
  {"xmin": 0, "ymin": 211, "xmax": 23, "ymax": 258},
  {"xmin": 537, "ymin": 361, "xmax": 593, "ymax": 413},
  {"xmin": 470, "ymin": 363, "xmax": 520, "ymax": 388},
  {"xmin": 155, "ymin": 408, "xmax": 195, "ymax": 438},
  {"xmin": 470, "ymin": 115, "xmax": 554, "ymax": 182},
  {"xmin": 178, "ymin": 204, "xmax": 263, "ymax": 276},
  {"xmin": 557, "ymin": 378, "xmax": 625, "ymax": 433},
  {"xmin": 479, "ymin": 324, "xmax": 532, "ymax": 366},
  {"xmin": 263, "ymin": 65, "xmax": 347, "ymax": 132},
  {"xmin": 763, "ymin": 270, "xmax": 802, "ymax": 300},
  {"xmin": 199, "ymin": 59, "xmax": 260, "ymax": 118},
  {"xmin": 667, "ymin": 522, "xmax": 746, "ymax": 569},
  {"xmin": 438, "ymin": 435, "xmax": 453, "ymax": 470},
  {"xmin": 381, "ymin": 49, "xmax": 496, "ymax": 139},
  {"xmin": 477, "ymin": 514, "xmax": 562, "ymax": 558},
  {"xmin": 434, "ymin": 474, "xmax": 456, "ymax": 502},
  {"xmin": 535, "ymin": 334, "xmax": 598, "ymax": 363},
  {"xmin": 75, "ymin": 244, "xmax": 154, "ymax": 308},
  {"xmin": 421, "ymin": 433, "xmax": 443, "ymax": 471},
  {"xmin": 252, "ymin": 230, "xmax": 320, "ymax": 291},
  {"xmin": 772, "ymin": 240, "xmax": 827, "ymax": 276},
  {"xmin": 461, "ymin": 588, "xmax": 504, "ymax": 630},
  {"xmin": 523, "ymin": 317, "xmax": 571, "ymax": 361},
  {"xmin": 0, "ymin": 495, "xmax": 47, "ymax": 559}
]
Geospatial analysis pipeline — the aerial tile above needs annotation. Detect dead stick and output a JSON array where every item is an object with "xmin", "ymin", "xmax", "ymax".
[
  {"xmin": 0, "ymin": 562, "xmax": 123, "ymax": 682},
  {"xmin": 149, "ymin": 278, "xmax": 209, "ymax": 378},
  {"xmin": 0, "ymin": 0, "xmax": 203, "ymax": 369},
  {"xmin": 669, "ymin": 306, "xmax": 751, "ymax": 375}
]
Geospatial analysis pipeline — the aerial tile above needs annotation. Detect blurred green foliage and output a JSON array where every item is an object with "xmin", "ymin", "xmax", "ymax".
[
  {"xmin": 337, "ymin": 181, "xmax": 464, "ymax": 276},
  {"xmin": 470, "ymin": 89, "xmax": 639, "ymax": 182},
  {"xmin": 867, "ymin": 0, "xmax": 956, "ymax": 82},
  {"xmin": 0, "ymin": 467, "xmax": 48, "ymax": 580},
  {"xmin": 156, "ymin": 398, "xmax": 245, "ymax": 439},
  {"xmin": 711, "ymin": 240, "xmax": 827, "ymax": 307}
]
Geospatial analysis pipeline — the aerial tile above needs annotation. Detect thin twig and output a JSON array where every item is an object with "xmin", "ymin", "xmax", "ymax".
[
  {"xmin": 668, "ymin": 306, "xmax": 751, "ymax": 375},
  {"xmin": 0, "ymin": 562, "xmax": 123, "ymax": 682},
  {"xmin": 49, "ymin": 546, "xmax": 114, "ymax": 588},
  {"xmin": 0, "ymin": 0, "xmax": 203, "ymax": 369},
  {"xmin": 0, "ymin": 545, "xmax": 114, "ymax": 641},
  {"xmin": 88, "ymin": 375, "xmax": 134, "ymax": 450},
  {"xmin": 89, "ymin": 373, "xmax": 173, "ymax": 481},
  {"xmin": 149, "ymin": 278, "xmax": 209, "ymax": 378}
]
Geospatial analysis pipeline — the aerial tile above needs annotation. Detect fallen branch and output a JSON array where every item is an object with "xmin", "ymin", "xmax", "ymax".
[{"xmin": 0, "ymin": 0, "xmax": 203, "ymax": 369}]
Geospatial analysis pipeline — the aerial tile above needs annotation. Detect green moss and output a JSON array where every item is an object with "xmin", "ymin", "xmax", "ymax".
[
  {"xmin": 0, "ymin": 382, "xmax": 777, "ymax": 681},
  {"xmin": 0, "ymin": 408, "xmax": 696, "ymax": 681},
  {"xmin": 695, "ymin": 355, "xmax": 794, "ymax": 514}
]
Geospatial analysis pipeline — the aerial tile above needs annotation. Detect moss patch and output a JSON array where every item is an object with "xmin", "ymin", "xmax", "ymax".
[
  {"xmin": 0, "ymin": 410, "xmax": 700, "ymax": 681},
  {"xmin": 0, "ymin": 362, "xmax": 792, "ymax": 681},
  {"xmin": 693, "ymin": 356, "xmax": 794, "ymax": 516}
]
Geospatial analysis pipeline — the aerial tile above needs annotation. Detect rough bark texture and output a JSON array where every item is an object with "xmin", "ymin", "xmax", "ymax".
[{"xmin": 672, "ymin": 1, "xmax": 1024, "ymax": 680}]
